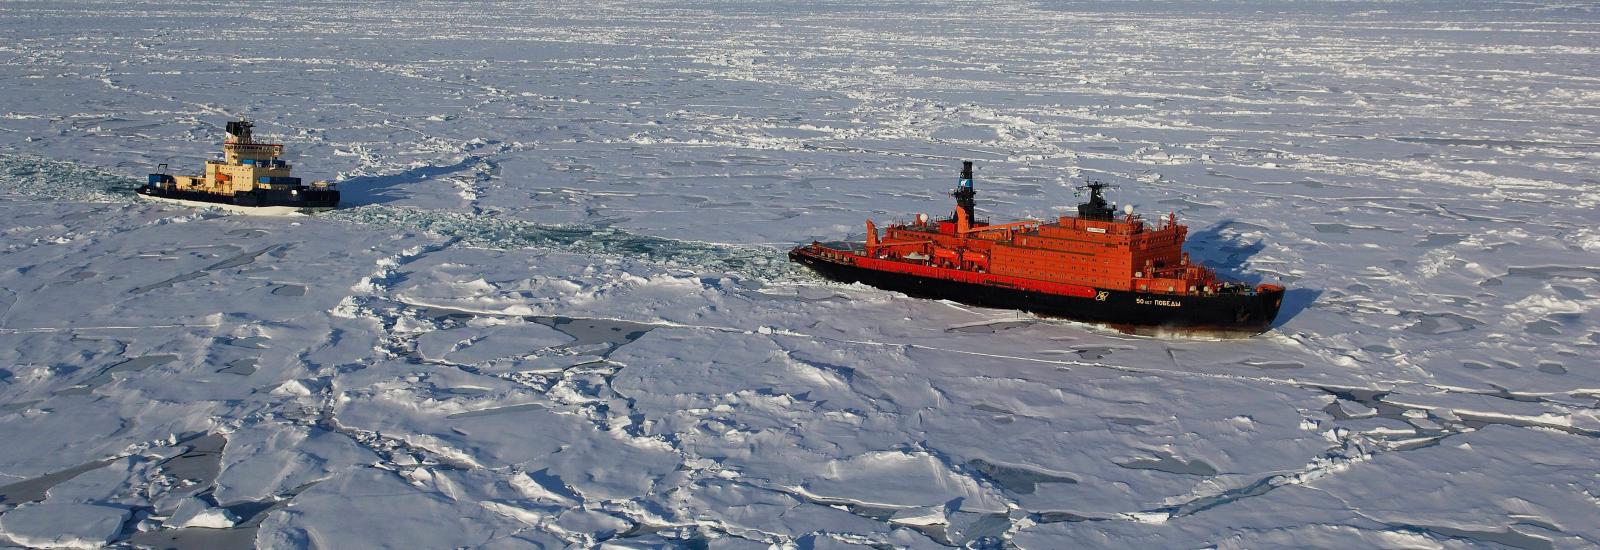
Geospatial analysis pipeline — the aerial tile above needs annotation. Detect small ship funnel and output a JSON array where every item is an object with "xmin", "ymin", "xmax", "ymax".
[
  {"xmin": 959, "ymin": 161, "xmax": 973, "ymax": 190},
  {"xmin": 225, "ymin": 119, "xmax": 254, "ymax": 143}
]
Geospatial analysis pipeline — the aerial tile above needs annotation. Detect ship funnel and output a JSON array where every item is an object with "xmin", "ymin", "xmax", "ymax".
[
  {"xmin": 225, "ymin": 119, "xmax": 254, "ymax": 143},
  {"xmin": 959, "ymin": 161, "xmax": 973, "ymax": 190}
]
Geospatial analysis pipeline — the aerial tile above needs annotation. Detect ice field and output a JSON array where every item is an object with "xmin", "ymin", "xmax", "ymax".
[{"xmin": 2, "ymin": 0, "xmax": 1599, "ymax": 548}]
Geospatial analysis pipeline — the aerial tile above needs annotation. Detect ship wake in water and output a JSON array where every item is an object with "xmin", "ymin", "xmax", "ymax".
[
  {"xmin": 0, "ymin": 154, "xmax": 138, "ymax": 203},
  {"xmin": 324, "ymin": 205, "xmax": 803, "ymax": 282},
  {"xmin": 0, "ymin": 153, "xmax": 800, "ymax": 283}
]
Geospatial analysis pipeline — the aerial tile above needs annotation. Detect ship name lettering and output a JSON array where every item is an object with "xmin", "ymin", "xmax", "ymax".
[{"xmin": 1136, "ymin": 297, "xmax": 1182, "ymax": 307}]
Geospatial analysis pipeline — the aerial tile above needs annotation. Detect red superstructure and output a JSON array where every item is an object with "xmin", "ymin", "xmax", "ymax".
[{"xmin": 868, "ymin": 162, "xmax": 1253, "ymax": 296}]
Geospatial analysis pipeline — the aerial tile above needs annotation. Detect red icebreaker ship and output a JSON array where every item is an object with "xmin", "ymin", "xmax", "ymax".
[{"xmin": 790, "ymin": 162, "xmax": 1285, "ymax": 335}]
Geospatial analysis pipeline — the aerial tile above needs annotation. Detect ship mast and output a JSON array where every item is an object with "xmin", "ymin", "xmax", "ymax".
[
  {"xmin": 951, "ymin": 160, "xmax": 976, "ymax": 228},
  {"xmin": 1076, "ymin": 180, "xmax": 1116, "ymax": 221}
]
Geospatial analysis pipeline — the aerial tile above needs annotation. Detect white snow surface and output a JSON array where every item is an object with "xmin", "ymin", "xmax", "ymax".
[
  {"xmin": 2, "ymin": 1, "xmax": 1598, "ymax": 548},
  {"xmin": 0, "ymin": 503, "xmax": 129, "ymax": 549}
]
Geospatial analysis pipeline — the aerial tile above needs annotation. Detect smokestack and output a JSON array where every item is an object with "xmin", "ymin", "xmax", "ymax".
[{"xmin": 225, "ymin": 119, "xmax": 254, "ymax": 144}]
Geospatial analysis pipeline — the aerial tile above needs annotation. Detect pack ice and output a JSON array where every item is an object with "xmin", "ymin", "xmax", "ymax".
[{"xmin": 1, "ymin": 1, "xmax": 1597, "ymax": 548}]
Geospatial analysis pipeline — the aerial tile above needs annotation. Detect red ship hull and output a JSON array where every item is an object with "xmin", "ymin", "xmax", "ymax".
[{"xmin": 791, "ymin": 244, "xmax": 1283, "ymax": 336}]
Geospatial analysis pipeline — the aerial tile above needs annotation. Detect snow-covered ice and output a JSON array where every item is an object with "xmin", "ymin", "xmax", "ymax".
[
  {"xmin": 2, "ymin": 1, "xmax": 1598, "ymax": 548},
  {"xmin": 0, "ymin": 503, "xmax": 129, "ymax": 549}
]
